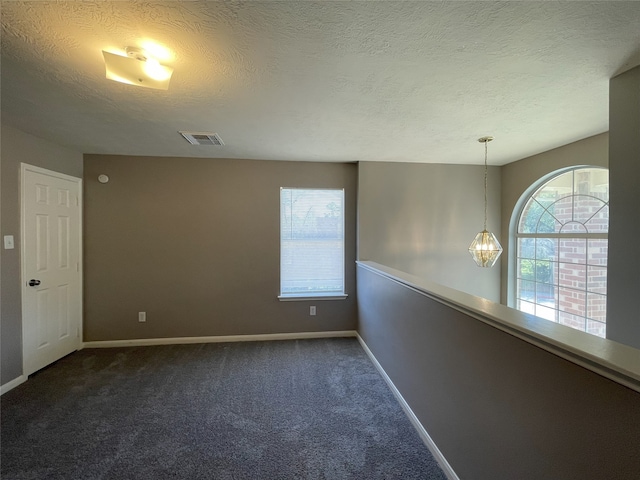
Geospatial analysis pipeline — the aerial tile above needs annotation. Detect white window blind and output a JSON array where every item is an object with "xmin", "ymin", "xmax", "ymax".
[{"xmin": 280, "ymin": 188, "xmax": 345, "ymax": 298}]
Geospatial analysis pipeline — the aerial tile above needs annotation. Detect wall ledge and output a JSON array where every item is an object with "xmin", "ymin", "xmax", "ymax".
[{"xmin": 357, "ymin": 261, "xmax": 640, "ymax": 393}]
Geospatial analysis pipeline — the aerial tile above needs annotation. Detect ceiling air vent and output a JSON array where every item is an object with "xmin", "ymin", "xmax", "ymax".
[{"xmin": 179, "ymin": 131, "xmax": 224, "ymax": 146}]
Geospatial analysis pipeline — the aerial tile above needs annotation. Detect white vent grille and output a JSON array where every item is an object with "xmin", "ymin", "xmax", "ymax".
[{"xmin": 179, "ymin": 131, "xmax": 224, "ymax": 146}]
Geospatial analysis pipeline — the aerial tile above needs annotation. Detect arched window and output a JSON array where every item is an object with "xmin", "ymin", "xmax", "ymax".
[{"xmin": 514, "ymin": 167, "xmax": 609, "ymax": 338}]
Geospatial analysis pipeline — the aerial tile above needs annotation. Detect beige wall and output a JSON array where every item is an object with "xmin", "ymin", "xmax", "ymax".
[
  {"xmin": 1, "ymin": 124, "xmax": 83, "ymax": 385},
  {"xmin": 358, "ymin": 162, "xmax": 501, "ymax": 301},
  {"xmin": 83, "ymin": 155, "xmax": 357, "ymax": 341},
  {"xmin": 500, "ymin": 133, "xmax": 609, "ymax": 304},
  {"xmin": 607, "ymin": 65, "xmax": 640, "ymax": 349},
  {"xmin": 357, "ymin": 264, "xmax": 640, "ymax": 480}
]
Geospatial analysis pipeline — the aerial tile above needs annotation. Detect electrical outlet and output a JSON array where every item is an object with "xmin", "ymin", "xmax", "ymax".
[
  {"xmin": 310, "ymin": 306, "xmax": 316, "ymax": 316},
  {"xmin": 138, "ymin": 312, "xmax": 146, "ymax": 322}
]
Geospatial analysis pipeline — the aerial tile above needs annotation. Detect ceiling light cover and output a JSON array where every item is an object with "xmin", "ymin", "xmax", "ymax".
[
  {"xmin": 468, "ymin": 136, "xmax": 503, "ymax": 268},
  {"xmin": 103, "ymin": 47, "xmax": 173, "ymax": 90}
]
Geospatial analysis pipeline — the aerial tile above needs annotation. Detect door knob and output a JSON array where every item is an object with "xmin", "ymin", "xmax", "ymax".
[{"xmin": 28, "ymin": 279, "xmax": 41, "ymax": 287}]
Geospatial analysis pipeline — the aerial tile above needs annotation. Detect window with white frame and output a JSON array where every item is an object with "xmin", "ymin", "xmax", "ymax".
[
  {"xmin": 514, "ymin": 167, "xmax": 608, "ymax": 338},
  {"xmin": 279, "ymin": 188, "xmax": 346, "ymax": 299}
]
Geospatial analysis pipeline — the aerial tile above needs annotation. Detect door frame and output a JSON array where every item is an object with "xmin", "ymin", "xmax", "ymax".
[{"xmin": 20, "ymin": 163, "xmax": 83, "ymax": 376}]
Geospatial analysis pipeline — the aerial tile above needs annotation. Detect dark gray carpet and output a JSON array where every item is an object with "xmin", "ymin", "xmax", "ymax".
[{"xmin": 1, "ymin": 338, "xmax": 446, "ymax": 479}]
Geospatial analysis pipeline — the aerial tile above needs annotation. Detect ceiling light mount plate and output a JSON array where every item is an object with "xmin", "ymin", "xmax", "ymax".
[
  {"xmin": 125, "ymin": 46, "xmax": 148, "ymax": 62},
  {"xmin": 478, "ymin": 136, "xmax": 494, "ymax": 143}
]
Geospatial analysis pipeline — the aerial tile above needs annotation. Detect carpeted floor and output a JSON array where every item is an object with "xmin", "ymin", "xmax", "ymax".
[{"xmin": 1, "ymin": 338, "xmax": 446, "ymax": 479}]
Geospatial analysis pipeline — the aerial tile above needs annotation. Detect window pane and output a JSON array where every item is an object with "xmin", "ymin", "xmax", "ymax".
[
  {"xmin": 559, "ymin": 222, "xmax": 587, "ymax": 234},
  {"xmin": 552, "ymin": 195, "xmax": 574, "ymax": 228},
  {"xmin": 587, "ymin": 266, "xmax": 607, "ymax": 294},
  {"xmin": 519, "ymin": 200, "xmax": 544, "ymax": 233},
  {"xmin": 586, "ymin": 320, "xmax": 606, "ymax": 338},
  {"xmin": 587, "ymin": 292, "xmax": 607, "ymax": 323},
  {"xmin": 518, "ymin": 259, "xmax": 534, "ymax": 281},
  {"xmin": 558, "ymin": 287, "xmax": 586, "ymax": 317},
  {"xmin": 584, "ymin": 205, "xmax": 609, "ymax": 233},
  {"xmin": 533, "ymin": 192, "xmax": 558, "ymax": 210},
  {"xmin": 535, "ymin": 260, "xmax": 553, "ymax": 284},
  {"xmin": 573, "ymin": 195, "xmax": 607, "ymax": 225},
  {"xmin": 518, "ymin": 237, "xmax": 535, "ymax": 259},
  {"xmin": 535, "ymin": 238, "xmax": 557, "ymax": 262},
  {"xmin": 535, "ymin": 283, "xmax": 556, "ymax": 307},
  {"xmin": 537, "ymin": 172, "xmax": 573, "ymax": 201},
  {"xmin": 574, "ymin": 168, "xmax": 609, "ymax": 201},
  {"xmin": 280, "ymin": 188, "xmax": 344, "ymax": 295},
  {"xmin": 558, "ymin": 263, "xmax": 587, "ymax": 290},
  {"xmin": 558, "ymin": 311, "xmax": 586, "ymax": 331},
  {"xmin": 558, "ymin": 238, "xmax": 586, "ymax": 264},
  {"xmin": 587, "ymin": 239, "xmax": 608, "ymax": 266},
  {"xmin": 535, "ymin": 304, "xmax": 557, "ymax": 322},
  {"xmin": 518, "ymin": 299, "xmax": 535, "ymax": 315},
  {"xmin": 537, "ymin": 210, "xmax": 561, "ymax": 233},
  {"xmin": 518, "ymin": 279, "xmax": 535, "ymax": 302},
  {"xmin": 559, "ymin": 262, "xmax": 586, "ymax": 290}
]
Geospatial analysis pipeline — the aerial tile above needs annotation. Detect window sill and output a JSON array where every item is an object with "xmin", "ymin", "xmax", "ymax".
[{"xmin": 278, "ymin": 294, "xmax": 348, "ymax": 302}]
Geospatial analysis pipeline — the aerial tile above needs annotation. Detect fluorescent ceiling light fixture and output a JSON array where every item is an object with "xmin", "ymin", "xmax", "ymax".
[{"xmin": 102, "ymin": 47, "xmax": 173, "ymax": 90}]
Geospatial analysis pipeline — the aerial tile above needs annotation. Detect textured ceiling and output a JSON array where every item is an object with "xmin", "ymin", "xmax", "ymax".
[{"xmin": 2, "ymin": 1, "xmax": 639, "ymax": 165}]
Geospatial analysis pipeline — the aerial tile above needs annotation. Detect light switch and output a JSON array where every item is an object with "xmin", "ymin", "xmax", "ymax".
[{"xmin": 4, "ymin": 235, "xmax": 15, "ymax": 249}]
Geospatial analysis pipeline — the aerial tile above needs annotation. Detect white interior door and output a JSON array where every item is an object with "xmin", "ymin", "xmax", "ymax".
[{"xmin": 21, "ymin": 164, "xmax": 82, "ymax": 376}]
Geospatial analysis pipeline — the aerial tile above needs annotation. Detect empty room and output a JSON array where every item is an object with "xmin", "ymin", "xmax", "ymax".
[{"xmin": 1, "ymin": 2, "xmax": 639, "ymax": 479}]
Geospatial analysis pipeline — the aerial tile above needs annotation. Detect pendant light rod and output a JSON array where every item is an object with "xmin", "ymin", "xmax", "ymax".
[{"xmin": 478, "ymin": 136, "xmax": 494, "ymax": 230}]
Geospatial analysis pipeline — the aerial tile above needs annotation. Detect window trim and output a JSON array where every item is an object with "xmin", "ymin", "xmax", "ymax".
[
  {"xmin": 509, "ymin": 166, "xmax": 609, "ymax": 336},
  {"xmin": 508, "ymin": 165, "xmax": 590, "ymax": 307},
  {"xmin": 279, "ymin": 187, "xmax": 347, "ymax": 300},
  {"xmin": 278, "ymin": 293, "xmax": 348, "ymax": 302}
]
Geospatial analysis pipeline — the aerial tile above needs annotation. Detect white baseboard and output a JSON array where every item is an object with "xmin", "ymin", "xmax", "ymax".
[
  {"xmin": 83, "ymin": 330, "xmax": 357, "ymax": 348},
  {"xmin": 1, "ymin": 375, "xmax": 27, "ymax": 395},
  {"xmin": 356, "ymin": 334, "xmax": 459, "ymax": 480}
]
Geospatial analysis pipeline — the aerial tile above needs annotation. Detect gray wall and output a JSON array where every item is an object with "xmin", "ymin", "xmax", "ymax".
[
  {"xmin": 357, "ymin": 265, "xmax": 640, "ymax": 480},
  {"xmin": 500, "ymin": 133, "xmax": 609, "ymax": 304},
  {"xmin": 83, "ymin": 155, "xmax": 357, "ymax": 341},
  {"xmin": 608, "ymin": 65, "xmax": 640, "ymax": 349},
  {"xmin": 358, "ymin": 162, "xmax": 501, "ymax": 302},
  {"xmin": 1, "ymin": 124, "xmax": 83, "ymax": 385}
]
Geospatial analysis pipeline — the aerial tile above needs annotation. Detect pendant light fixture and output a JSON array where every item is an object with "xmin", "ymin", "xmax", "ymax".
[{"xmin": 468, "ymin": 136, "xmax": 503, "ymax": 268}]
